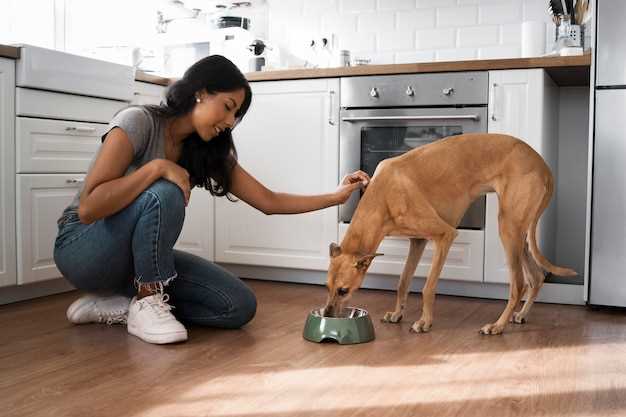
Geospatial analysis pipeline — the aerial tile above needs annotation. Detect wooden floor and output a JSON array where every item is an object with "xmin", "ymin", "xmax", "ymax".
[{"xmin": 2, "ymin": 279, "xmax": 626, "ymax": 417}]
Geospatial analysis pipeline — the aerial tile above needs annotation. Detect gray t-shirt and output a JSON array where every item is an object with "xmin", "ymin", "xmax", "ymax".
[{"xmin": 65, "ymin": 106, "xmax": 166, "ymax": 213}]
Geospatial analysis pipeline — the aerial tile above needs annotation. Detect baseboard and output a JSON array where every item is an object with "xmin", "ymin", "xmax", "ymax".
[
  {"xmin": 221, "ymin": 263, "xmax": 585, "ymax": 306},
  {"xmin": 0, "ymin": 278, "xmax": 75, "ymax": 306}
]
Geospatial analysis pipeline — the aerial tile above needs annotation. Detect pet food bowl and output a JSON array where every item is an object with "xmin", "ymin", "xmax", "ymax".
[{"xmin": 303, "ymin": 307, "xmax": 375, "ymax": 345}]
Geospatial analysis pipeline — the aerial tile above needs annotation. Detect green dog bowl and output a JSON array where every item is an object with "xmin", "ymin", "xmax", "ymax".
[{"xmin": 303, "ymin": 307, "xmax": 375, "ymax": 345}]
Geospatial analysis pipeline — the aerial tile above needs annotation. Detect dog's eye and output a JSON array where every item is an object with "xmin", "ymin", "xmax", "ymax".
[{"xmin": 337, "ymin": 287, "xmax": 349, "ymax": 296}]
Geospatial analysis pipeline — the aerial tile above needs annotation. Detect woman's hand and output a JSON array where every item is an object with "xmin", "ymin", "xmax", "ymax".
[
  {"xmin": 154, "ymin": 159, "xmax": 191, "ymax": 205},
  {"xmin": 334, "ymin": 170, "xmax": 370, "ymax": 205}
]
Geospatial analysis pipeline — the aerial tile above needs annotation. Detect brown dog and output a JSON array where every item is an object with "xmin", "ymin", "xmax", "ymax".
[{"xmin": 323, "ymin": 133, "xmax": 576, "ymax": 335}]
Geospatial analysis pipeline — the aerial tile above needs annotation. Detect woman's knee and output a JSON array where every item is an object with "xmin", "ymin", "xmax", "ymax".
[
  {"xmin": 144, "ymin": 179, "xmax": 186, "ymax": 215},
  {"xmin": 228, "ymin": 283, "xmax": 257, "ymax": 328}
]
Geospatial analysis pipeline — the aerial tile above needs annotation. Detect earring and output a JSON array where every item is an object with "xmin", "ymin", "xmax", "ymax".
[{"xmin": 195, "ymin": 97, "xmax": 201, "ymax": 103}]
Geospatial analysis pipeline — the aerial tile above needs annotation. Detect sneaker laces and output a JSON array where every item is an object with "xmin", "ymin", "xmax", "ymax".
[
  {"xmin": 141, "ymin": 292, "xmax": 175, "ymax": 319},
  {"xmin": 96, "ymin": 308, "xmax": 128, "ymax": 325}
]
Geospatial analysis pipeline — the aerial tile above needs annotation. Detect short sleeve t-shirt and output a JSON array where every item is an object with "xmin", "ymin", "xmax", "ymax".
[{"xmin": 64, "ymin": 106, "xmax": 167, "ymax": 213}]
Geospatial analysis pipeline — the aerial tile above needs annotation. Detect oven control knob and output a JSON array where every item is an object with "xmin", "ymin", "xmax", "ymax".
[
  {"xmin": 405, "ymin": 86, "xmax": 415, "ymax": 97},
  {"xmin": 442, "ymin": 87, "xmax": 454, "ymax": 96},
  {"xmin": 370, "ymin": 87, "xmax": 379, "ymax": 98}
]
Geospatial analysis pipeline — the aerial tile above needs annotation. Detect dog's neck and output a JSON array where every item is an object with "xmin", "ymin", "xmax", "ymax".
[{"xmin": 341, "ymin": 190, "xmax": 389, "ymax": 256}]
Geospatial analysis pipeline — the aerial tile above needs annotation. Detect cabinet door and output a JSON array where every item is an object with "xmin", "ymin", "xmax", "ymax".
[
  {"xmin": 0, "ymin": 58, "xmax": 16, "ymax": 288},
  {"xmin": 175, "ymin": 188, "xmax": 214, "ymax": 261},
  {"xmin": 16, "ymin": 174, "xmax": 84, "ymax": 285},
  {"xmin": 215, "ymin": 79, "xmax": 340, "ymax": 270},
  {"xmin": 339, "ymin": 225, "xmax": 485, "ymax": 282},
  {"xmin": 131, "ymin": 81, "xmax": 165, "ymax": 106},
  {"xmin": 16, "ymin": 117, "xmax": 106, "ymax": 173},
  {"xmin": 485, "ymin": 69, "xmax": 557, "ymax": 283}
]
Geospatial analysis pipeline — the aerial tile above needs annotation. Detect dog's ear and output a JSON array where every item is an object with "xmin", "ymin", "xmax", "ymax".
[
  {"xmin": 329, "ymin": 243, "xmax": 342, "ymax": 258},
  {"xmin": 353, "ymin": 252, "xmax": 384, "ymax": 271}
]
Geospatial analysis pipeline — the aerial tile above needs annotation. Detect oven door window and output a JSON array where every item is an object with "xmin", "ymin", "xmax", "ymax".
[{"xmin": 361, "ymin": 125, "xmax": 463, "ymax": 177}]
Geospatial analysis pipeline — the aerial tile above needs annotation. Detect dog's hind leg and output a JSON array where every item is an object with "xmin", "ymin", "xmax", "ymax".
[
  {"xmin": 411, "ymin": 225, "xmax": 458, "ymax": 333},
  {"xmin": 480, "ymin": 177, "xmax": 542, "ymax": 335},
  {"xmin": 480, "ymin": 219, "xmax": 525, "ymax": 335},
  {"xmin": 511, "ymin": 243, "xmax": 545, "ymax": 324},
  {"xmin": 382, "ymin": 238, "xmax": 427, "ymax": 324}
]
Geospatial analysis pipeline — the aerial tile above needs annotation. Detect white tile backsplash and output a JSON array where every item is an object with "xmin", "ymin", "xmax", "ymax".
[
  {"xmin": 435, "ymin": 47, "xmax": 478, "ymax": 61},
  {"xmin": 340, "ymin": 0, "xmax": 376, "ymax": 13},
  {"xmin": 377, "ymin": 0, "xmax": 415, "ymax": 10},
  {"xmin": 358, "ymin": 12, "xmax": 396, "ymax": 32},
  {"xmin": 416, "ymin": 28, "xmax": 457, "ymax": 49},
  {"xmin": 478, "ymin": 2, "xmax": 523, "ymax": 24},
  {"xmin": 437, "ymin": 6, "xmax": 478, "ymax": 28},
  {"xmin": 266, "ymin": 0, "xmax": 561, "ymax": 65},
  {"xmin": 378, "ymin": 30, "xmax": 415, "ymax": 51},
  {"xmin": 396, "ymin": 9, "xmax": 436, "ymax": 30},
  {"xmin": 457, "ymin": 25, "xmax": 499, "ymax": 47}
]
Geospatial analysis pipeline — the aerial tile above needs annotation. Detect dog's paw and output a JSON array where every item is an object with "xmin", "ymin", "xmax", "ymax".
[
  {"xmin": 479, "ymin": 323, "xmax": 504, "ymax": 335},
  {"xmin": 510, "ymin": 312, "xmax": 527, "ymax": 324},
  {"xmin": 410, "ymin": 319, "xmax": 432, "ymax": 333},
  {"xmin": 381, "ymin": 311, "xmax": 403, "ymax": 323}
]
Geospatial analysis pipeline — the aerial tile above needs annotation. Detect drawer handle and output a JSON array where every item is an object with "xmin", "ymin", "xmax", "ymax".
[
  {"xmin": 65, "ymin": 126, "xmax": 96, "ymax": 133},
  {"xmin": 66, "ymin": 178, "xmax": 85, "ymax": 184}
]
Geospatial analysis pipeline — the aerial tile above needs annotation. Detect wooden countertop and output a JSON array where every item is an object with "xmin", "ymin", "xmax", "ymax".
[
  {"xmin": 0, "ymin": 45, "xmax": 20, "ymax": 59},
  {"xmin": 2, "ymin": 43, "xmax": 591, "ymax": 87},
  {"xmin": 245, "ymin": 52, "xmax": 592, "ymax": 87},
  {"xmin": 135, "ymin": 71, "xmax": 170, "ymax": 86}
]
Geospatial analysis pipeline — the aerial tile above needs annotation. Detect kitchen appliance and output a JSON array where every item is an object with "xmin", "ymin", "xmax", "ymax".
[
  {"xmin": 339, "ymin": 72, "xmax": 488, "ymax": 229},
  {"xmin": 589, "ymin": 0, "xmax": 626, "ymax": 306}
]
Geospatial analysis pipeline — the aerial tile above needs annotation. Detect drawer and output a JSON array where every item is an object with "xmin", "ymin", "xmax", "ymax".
[
  {"xmin": 338, "ymin": 224, "xmax": 484, "ymax": 282},
  {"xmin": 131, "ymin": 81, "xmax": 166, "ymax": 106},
  {"xmin": 16, "ymin": 117, "xmax": 105, "ymax": 173},
  {"xmin": 16, "ymin": 173, "xmax": 85, "ymax": 285},
  {"xmin": 16, "ymin": 88, "xmax": 127, "ymax": 123},
  {"xmin": 16, "ymin": 45, "xmax": 134, "ymax": 101}
]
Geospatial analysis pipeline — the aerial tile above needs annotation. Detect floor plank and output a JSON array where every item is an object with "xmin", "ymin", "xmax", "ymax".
[{"xmin": 1, "ymin": 279, "xmax": 626, "ymax": 417}]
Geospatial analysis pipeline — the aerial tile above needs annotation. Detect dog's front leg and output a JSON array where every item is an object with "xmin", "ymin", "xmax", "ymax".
[
  {"xmin": 411, "ymin": 228, "xmax": 457, "ymax": 333},
  {"xmin": 382, "ymin": 238, "xmax": 427, "ymax": 324}
]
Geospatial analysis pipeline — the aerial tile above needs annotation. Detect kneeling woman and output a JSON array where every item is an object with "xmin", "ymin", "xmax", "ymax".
[{"xmin": 53, "ymin": 55, "xmax": 369, "ymax": 345}]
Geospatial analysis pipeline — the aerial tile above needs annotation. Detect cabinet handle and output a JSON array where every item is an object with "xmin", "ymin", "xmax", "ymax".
[
  {"xmin": 490, "ymin": 82, "xmax": 498, "ymax": 121},
  {"xmin": 66, "ymin": 178, "xmax": 85, "ymax": 184},
  {"xmin": 65, "ymin": 126, "xmax": 96, "ymax": 133},
  {"xmin": 328, "ymin": 90, "xmax": 336, "ymax": 126}
]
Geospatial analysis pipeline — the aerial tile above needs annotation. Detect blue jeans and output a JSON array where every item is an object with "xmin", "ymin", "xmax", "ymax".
[{"xmin": 53, "ymin": 180, "xmax": 256, "ymax": 329}]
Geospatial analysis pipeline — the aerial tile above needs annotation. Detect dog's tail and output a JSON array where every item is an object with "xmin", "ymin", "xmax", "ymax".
[{"xmin": 526, "ymin": 174, "xmax": 577, "ymax": 277}]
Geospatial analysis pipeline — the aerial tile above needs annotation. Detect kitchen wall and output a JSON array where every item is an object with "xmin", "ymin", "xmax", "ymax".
[{"xmin": 267, "ymin": 0, "xmax": 558, "ymax": 65}]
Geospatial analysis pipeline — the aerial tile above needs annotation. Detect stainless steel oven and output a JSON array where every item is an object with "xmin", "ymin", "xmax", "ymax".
[{"xmin": 339, "ymin": 72, "xmax": 488, "ymax": 229}]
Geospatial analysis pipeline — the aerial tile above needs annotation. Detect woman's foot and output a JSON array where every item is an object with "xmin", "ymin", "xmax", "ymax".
[
  {"xmin": 127, "ymin": 293, "xmax": 188, "ymax": 344},
  {"xmin": 66, "ymin": 294, "xmax": 131, "ymax": 325}
]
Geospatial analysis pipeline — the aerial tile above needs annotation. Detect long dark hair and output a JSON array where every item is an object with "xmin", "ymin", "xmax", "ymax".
[{"xmin": 146, "ymin": 55, "xmax": 252, "ymax": 199}]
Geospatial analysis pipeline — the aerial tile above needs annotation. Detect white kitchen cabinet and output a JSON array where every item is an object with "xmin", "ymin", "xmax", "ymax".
[
  {"xmin": 131, "ymin": 81, "xmax": 166, "ymax": 106},
  {"xmin": 130, "ymin": 81, "xmax": 214, "ymax": 261},
  {"xmin": 339, "ymin": 225, "xmax": 484, "ymax": 282},
  {"xmin": 175, "ymin": 188, "xmax": 214, "ymax": 261},
  {"xmin": 16, "ymin": 118, "xmax": 106, "ymax": 173},
  {"xmin": 215, "ymin": 78, "xmax": 340, "ymax": 270},
  {"xmin": 0, "ymin": 58, "xmax": 16, "ymax": 288},
  {"xmin": 16, "ymin": 174, "xmax": 84, "ymax": 285},
  {"xmin": 485, "ymin": 69, "xmax": 558, "ymax": 283}
]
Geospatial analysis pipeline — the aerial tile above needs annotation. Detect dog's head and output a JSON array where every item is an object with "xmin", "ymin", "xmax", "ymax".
[{"xmin": 321, "ymin": 242, "xmax": 383, "ymax": 317}]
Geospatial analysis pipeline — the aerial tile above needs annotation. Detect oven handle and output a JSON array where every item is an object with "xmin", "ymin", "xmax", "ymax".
[{"xmin": 341, "ymin": 115, "xmax": 480, "ymax": 122}]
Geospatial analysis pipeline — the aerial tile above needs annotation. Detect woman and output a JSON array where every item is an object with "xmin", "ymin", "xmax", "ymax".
[{"xmin": 53, "ymin": 55, "xmax": 369, "ymax": 345}]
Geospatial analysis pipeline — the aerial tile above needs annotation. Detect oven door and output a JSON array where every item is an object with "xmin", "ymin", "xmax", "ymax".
[{"xmin": 339, "ymin": 106, "xmax": 488, "ymax": 229}]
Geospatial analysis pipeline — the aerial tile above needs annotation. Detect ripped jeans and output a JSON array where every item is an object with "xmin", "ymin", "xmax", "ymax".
[{"xmin": 53, "ymin": 180, "xmax": 256, "ymax": 329}]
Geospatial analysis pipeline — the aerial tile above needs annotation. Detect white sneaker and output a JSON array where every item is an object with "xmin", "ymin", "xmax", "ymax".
[
  {"xmin": 66, "ymin": 294, "xmax": 131, "ymax": 325},
  {"xmin": 127, "ymin": 293, "xmax": 188, "ymax": 344}
]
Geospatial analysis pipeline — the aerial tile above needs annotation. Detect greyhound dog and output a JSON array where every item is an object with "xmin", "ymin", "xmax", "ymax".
[{"xmin": 322, "ymin": 133, "xmax": 576, "ymax": 335}]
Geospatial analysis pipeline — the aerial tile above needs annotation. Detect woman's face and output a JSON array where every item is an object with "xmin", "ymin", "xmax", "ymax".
[{"xmin": 192, "ymin": 88, "xmax": 246, "ymax": 141}]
